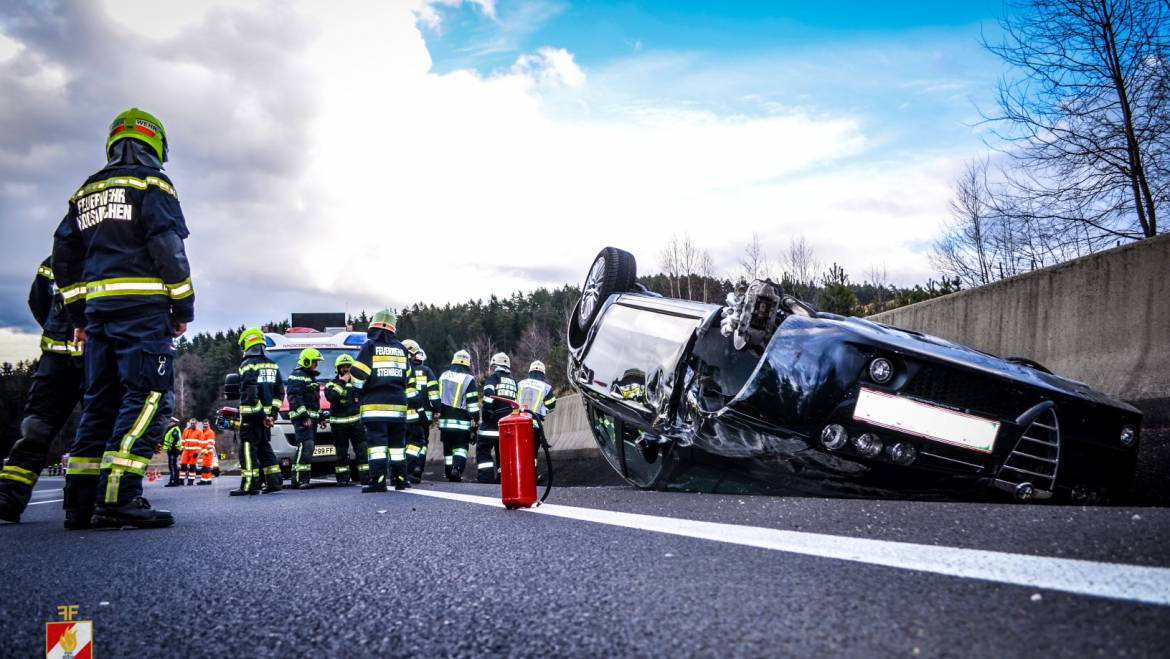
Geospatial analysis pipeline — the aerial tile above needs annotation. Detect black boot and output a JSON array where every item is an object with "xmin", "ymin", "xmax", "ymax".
[
  {"xmin": 228, "ymin": 489, "xmax": 256, "ymax": 497},
  {"xmin": 63, "ymin": 482, "xmax": 96, "ymax": 530},
  {"xmin": 92, "ymin": 497, "xmax": 174, "ymax": 529},
  {"xmin": 0, "ymin": 487, "xmax": 26, "ymax": 523}
]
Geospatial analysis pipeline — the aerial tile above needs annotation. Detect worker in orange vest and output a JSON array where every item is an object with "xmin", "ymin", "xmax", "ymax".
[
  {"xmin": 180, "ymin": 419, "xmax": 202, "ymax": 485},
  {"xmin": 197, "ymin": 420, "xmax": 216, "ymax": 485}
]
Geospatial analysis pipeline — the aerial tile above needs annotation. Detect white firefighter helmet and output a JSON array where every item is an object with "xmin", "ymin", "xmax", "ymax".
[
  {"xmin": 490, "ymin": 352, "xmax": 511, "ymax": 369},
  {"xmin": 529, "ymin": 360, "xmax": 546, "ymax": 374},
  {"xmin": 401, "ymin": 339, "xmax": 421, "ymax": 355},
  {"xmin": 452, "ymin": 350, "xmax": 471, "ymax": 367}
]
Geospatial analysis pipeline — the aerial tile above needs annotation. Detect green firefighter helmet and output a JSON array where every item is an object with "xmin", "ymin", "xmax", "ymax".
[
  {"xmin": 298, "ymin": 347, "xmax": 323, "ymax": 368},
  {"xmin": 370, "ymin": 309, "xmax": 397, "ymax": 332},
  {"xmin": 335, "ymin": 353, "xmax": 355, "ymax": 369},
  {"xmin": 452, "ymin": 350, "xmax": 471, "ymax": 367},
  {"xmin": 106, "ymin": 107, "xmax": 168, "ymax": 162},
  {"xmin": 238, "ymin": 327, "xmax": 265, "ymax": 351}
]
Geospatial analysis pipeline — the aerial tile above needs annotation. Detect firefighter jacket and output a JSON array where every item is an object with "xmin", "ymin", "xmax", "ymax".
[
  {"xmin": 324, "ymin": 375, "xmax": 360, "ymax": 425},
  {"xmin": 481, "ymin": 367, "xmax": 518, "ymax": 429},
  {"xmin": 516, "ymin": 371, "xmax": 557, "ymax": 425},
  {"xmin": 287, "ymin": 366, "xmax": 321, "ymax": 423},
  {"xmin": 52, "ymin": 162, "xmax": 195, "ymax": 327},
  {"xmin": 239, "ymin": 349, "xmax": 283, "ymax": 419},
  {"xmin": 436, "ymin": 365, "xmax": 479, "ymax": 432},
  {"xmin": 407, "ymin": 363, "xmax": 439, "ymax": 424},
  {"xmin": 30, "ymin": 257, "xmax": 82, "ymax": 357},
  {"xmin": 350, "ymin": 327, "xmax": 416, "ymax": 422},
  {"xmin": 162, "ymin": 425, "xmax": 182, "ymax": 452}
]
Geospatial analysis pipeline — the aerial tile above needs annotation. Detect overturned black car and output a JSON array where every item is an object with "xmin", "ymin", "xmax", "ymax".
[{"xmin": 567, "ymin": 247, "xmax": 1142, "ymax": 502}]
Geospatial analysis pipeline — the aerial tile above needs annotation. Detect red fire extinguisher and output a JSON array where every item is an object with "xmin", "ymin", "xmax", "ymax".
[
  {"xmin": 494, "ymin": 397, "xmax": 553, "ymax": 509},
  {"xmin": 497, "ymin": 399, "xmax": 537, "ymax": 509}
]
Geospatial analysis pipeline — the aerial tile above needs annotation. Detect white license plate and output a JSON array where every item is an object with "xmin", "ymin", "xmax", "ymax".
[
  {"xmin": 852, "ymin": 388, "xmax": 999, "ymax": 453},
  {"xmin": 312, "ymin": 445, "xmax": 336, "ymax": 457}
]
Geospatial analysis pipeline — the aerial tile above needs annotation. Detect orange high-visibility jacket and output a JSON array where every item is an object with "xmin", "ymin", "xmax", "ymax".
[{"xmin": 199, "ymin": 428, "xmax": 216, "ymax": 465}]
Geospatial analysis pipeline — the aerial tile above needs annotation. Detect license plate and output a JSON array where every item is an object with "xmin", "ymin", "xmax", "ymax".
[
  {"xmin": 312, "ymin": 445, "xmax": 336, "ymax": 457},
  {"xmin": 853, "ymin": 388, "xmax": 999, "ymax": 453}
]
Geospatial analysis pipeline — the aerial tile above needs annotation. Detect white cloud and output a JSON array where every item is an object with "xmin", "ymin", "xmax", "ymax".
[
  {"xmin": 0, "ymin": 1, "xmax": 969, "ymax": 336},
  {"xmin": 0, "ymin": 328, "xmax": 40, "ymax": 364}
]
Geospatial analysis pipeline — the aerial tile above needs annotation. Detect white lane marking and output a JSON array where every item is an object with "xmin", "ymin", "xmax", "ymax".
[
  {"xmin": 27, "ymin": 498, "xmax": 64, "ymax": 506},
  {"xmin": 406, "ymin": 489, "xmax": 1170, "ymax": 607},
  {"xmin": 32, "ymin": 488, "xmax": 64, "ymax": 495}
]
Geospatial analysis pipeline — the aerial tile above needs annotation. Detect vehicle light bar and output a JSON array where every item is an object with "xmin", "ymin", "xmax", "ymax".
[{"xmin": 852, "ymin": 388, "xmax": 998, "ymax": 453}]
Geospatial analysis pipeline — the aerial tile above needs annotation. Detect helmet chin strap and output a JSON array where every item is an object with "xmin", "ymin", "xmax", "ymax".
[{"xmin": 107, "ymin": 139, "xmax": 163, "ymax": 168}]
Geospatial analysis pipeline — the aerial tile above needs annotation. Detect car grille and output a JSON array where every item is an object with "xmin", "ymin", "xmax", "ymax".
[
  {"xmin": 901, "ymin": 365, "xmax": 1032, "ymax": 419},
  {"xmin": 995, "ymin": 407, "xmax": 1060, "ymax": 495}
]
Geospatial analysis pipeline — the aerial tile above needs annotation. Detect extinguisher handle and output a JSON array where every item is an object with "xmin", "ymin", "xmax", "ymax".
[{"xmin": 489, "ymin": 396, "xmax": 522, "ymax": 410}]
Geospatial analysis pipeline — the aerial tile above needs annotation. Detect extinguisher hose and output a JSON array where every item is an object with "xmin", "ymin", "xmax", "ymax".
[{"xmin": 539, "ymin": 435, "xmax": 553, "ymax": 504}]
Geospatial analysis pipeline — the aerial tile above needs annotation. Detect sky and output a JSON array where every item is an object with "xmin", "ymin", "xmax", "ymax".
[{"xmin": 0, "ymin": 0, "xmax": 1005, "ymax": 362}]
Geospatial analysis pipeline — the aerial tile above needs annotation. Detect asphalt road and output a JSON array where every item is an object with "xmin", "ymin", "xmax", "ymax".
[{"xmin": 3, "ymin": 475, "xmax": 1170, "ymax": 658}]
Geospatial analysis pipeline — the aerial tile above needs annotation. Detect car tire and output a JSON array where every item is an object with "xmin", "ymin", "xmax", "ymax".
[{"xmin": 571, "ymin": 247, "xmax": 637, "ymax": 343}]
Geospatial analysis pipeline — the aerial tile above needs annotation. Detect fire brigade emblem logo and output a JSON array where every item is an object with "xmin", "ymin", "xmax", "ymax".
[{"xmin": 46, "ymin": 605, "xmax": 93, "ymax": 659}]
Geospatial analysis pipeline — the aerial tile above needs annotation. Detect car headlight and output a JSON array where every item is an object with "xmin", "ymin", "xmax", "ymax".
[
  {"xmin": 1120, "ymin": 425, "xmax": 1136, "ymax": 447},
  {"xmin": 869, "ymin": 358, "xmax": 893, "ymax": 384},
  {"xmin": 821, "ymin": 424, "xmax": 848, "ymax": 450},
  {"xmin": 852, "ymin": 432, "xmax": 883, "ymax": 458}
]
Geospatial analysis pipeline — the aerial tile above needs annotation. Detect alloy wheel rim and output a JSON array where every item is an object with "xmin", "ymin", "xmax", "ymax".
[{"xmin": 579, "ymin": 257, "xmax": 606, "ymax": 325}]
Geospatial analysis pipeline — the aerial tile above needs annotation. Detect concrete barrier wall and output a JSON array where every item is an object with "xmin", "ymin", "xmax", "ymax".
[
  {"xmin": 425, "ymin": 393, "xmax": 597, "ymax": 459},
  {"xmin": 870, "ymin": 233, "xmax": 1170, "ymax": 424}
]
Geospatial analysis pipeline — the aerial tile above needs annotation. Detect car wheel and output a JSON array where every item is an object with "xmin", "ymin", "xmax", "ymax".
[{"xmin": 574, "ymin": 247, "xmax": 637, "ymax": 333}]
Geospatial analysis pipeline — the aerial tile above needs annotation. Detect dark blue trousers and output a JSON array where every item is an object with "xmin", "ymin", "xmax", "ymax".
[{"xmin": 64, "ymin": 311, "xmax": 174, "ymax": 513}]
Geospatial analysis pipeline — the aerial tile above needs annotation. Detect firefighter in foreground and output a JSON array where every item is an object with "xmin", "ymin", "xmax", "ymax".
[
  {"xmin": 324, "ymin": 354, "xmax": 366, "ymax": 486},
  {"xmin": 0, "ymin": 258, "xmax": 85, "ymax": 523},
  {"xmin": 477, "ymin": 352, "xmax": 517, "ymax": 483},
  {"xmin": 436, "ymin": 350, "xmax": 479, "ymax": 482},
  {"xmin": 53, "ymin": 107, "xmax": 193, "ymax": 528},
  {"xmin": 403, "ymin": 340, "xmax": 438, "ymax": 484},
  {"xmin": 229, "ymin": 328, "xmax": 285, "ymax": 496},
  {"xmin": 287, "ymin": 348, "xmax": 323, "ymax": 489},
  {"xmin": 180, "ymin": 419, "xmax": 202, "ymax": 485},
  {"xmin": 517, "ymin": 359, "xmax": 557, "ymax": 473},
  {"xmin": 350, "ymin": 310, "xmax": 416, "ymax": 492},
  {"xmin": 162, "ymin": 417, "xmax": 182, "ymax": 487}
]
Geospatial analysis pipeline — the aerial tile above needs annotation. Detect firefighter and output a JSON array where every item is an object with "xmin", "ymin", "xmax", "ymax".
[
  {"xmin": 180, "ymin": 420, "xmax": 201, "ymax": 485},
  {"xmin": 402, "ymin": 340, "xmax": 438, "ymax": 484},
  {"xmin": 435, "ymin": 350, "xmax": 479, "ymax": 482},
  {"xmin": 162, "ymin": 417, "xmax": 182, "ymax": 487},
  {"xmin": 0, "ymin": 258, "xmax": 85, "ymax": 523},
  {"xmin": 229, "ymin": 328, "xmax": 286, "ymax": 496},
  {"xmin": 351, "ymin": 309, "xmax": 416, "ymax": 492},
  {"xmin": 53, "ymin": 107, "xmax": 191, "ymax": 529},
  {"xmin": 476, "ymin": 352, "xmax": 517, "ymax": 483},
  {"xmin": 516, "ymin": 360, "xmax": 557, "ymax": 470},
  {"xmin": 197, "ymin": 420, "xmax": 216, "ymax": 485},
  {"xmin": 324, "ymin": 354, "xmax": 366, "ymax": 486},
  {"xmin": 287, "ymin": 348, "xmax": 323, "ymax": 489}
]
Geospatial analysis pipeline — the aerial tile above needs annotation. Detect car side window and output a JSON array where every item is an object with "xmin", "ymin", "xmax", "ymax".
[{"xmin": 581, "ymin": 304, "xmax": 699, "ymax": 410}]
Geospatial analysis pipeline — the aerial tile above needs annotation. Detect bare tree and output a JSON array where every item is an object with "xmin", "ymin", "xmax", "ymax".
[
  {"xmin": 660, "ymin": 235, "xmax": 682, "ymax": 298},
  {"xmin": 985, "ymin": 0, "xmax": 1169, "ymax": 247},
  {"xmin": 466, "ymin": 334, "xmax": 497, "ymax": 381},
  {"xmin": 698, "ymin": 248, "xmax": 717, "ymax": 302},
  {"xmin": 867, "ymin": 263, "xmax": 891, "ymax": 310},
  {"xmin": 780, "ymin": 235, "xmax": 819, "ymax": 300},
  {"xmin": 679, "ymin": 233, "xmax": 698, "ymax": 300},
  {"xmin": 514, "ymin": 322, "xmax": 553, "ymax": 373},
  {"xmin": 738, "ymin": 233, "xmax": 772, "ymax": 281}
]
